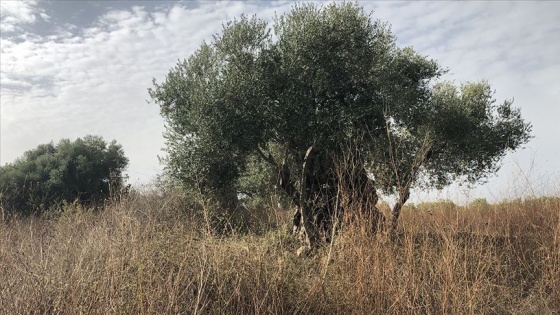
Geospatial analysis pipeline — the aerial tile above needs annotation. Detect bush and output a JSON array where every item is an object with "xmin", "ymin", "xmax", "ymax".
[{"xmin": 0, "ymin": 135, "xmax": 128, "ymax": 216}]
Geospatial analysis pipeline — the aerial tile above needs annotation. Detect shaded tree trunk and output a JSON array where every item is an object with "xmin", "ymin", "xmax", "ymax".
[
  {"xmin": 390, "ymin": 189, "xmax": 410, "ymax": 234},
  {"xmin": 298, "ymin": 146, "xmax": 317, "ymax": 247},
  {"xmin": 289, "ymin": 147, "xmax": 386, "ymax": 247},
  {"xmin": 338, "ymin": 163, "xmax": 385, "ymax": 235}
]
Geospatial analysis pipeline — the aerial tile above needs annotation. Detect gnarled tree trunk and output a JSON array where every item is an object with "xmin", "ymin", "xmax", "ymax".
[{"xmin": 290, "ymin": 147, "xmax": 385, "ymax": 248}]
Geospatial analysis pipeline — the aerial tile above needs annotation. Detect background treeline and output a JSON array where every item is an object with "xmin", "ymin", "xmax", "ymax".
[{"xmin": 0, "ymin": 135, "xmax": 128, "ymax": 217}]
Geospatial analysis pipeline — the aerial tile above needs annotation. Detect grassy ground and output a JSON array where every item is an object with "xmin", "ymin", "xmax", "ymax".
[{"xmin": 1, "ymin": 191, "xmax": 558, "ymax": 314}]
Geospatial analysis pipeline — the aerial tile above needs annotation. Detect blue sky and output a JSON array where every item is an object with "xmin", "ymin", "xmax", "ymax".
[{"xmin": 1, "ymin": 1, "xmax": 559, "ymax": 204}]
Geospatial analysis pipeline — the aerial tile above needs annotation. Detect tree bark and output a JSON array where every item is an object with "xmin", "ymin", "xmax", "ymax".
[
  {"xmin": 342, "ymin": 166, "xmax": 385, "ymax": 234},
  {"xmin": 284, "ymin": 146, "xmax": 389, "ymax": 246},
  {"xmin": 390, "ymin": 189, "xmax": 410, "ymax": 235},
  {"xmin": 299, "ymin": 146, "xmax": 317, "ymax": 247}
]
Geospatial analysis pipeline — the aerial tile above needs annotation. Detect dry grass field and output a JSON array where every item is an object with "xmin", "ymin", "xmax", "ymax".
[{"xmin": 1, "ymin": 190, "xmax": 558, "ymax": 314}]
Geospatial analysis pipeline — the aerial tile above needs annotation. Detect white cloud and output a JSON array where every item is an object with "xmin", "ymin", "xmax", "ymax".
[
  {"xmin": 0, "ymin": 1, "xmax": 49, "ymax": 33},
  {"xmin": 0, "ymin": 1, "xmax": 293, "ymax": 183},
  {"xmin": 1, "ymin": 1, "xmax": 37, "ymax": 24}
]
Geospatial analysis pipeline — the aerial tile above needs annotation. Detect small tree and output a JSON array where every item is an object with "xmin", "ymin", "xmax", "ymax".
[
  {"xmin": 150, "ymin": 3, "xmax": 531, "ymax": 246},
  {"xmin": 371, "ymin": 81, "xmax": 532, "ymax": 233},
  {"xmin": 0, "ymin": 135, "xmax": 128, "ymax": 216}
]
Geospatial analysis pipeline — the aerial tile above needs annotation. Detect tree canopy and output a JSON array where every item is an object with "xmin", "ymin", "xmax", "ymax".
[
  {"xmin": 0, "ymin": 135, "xmax": 128, "ymax": 216},
  {"xmin": 149, "ymin": 3, "xmax": 531, "ymax": 245}
]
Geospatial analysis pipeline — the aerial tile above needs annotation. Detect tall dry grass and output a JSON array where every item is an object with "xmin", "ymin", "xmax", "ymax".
[{"xmin": 0, "ymin": 190, "xmax": 558, "ymax": 314}]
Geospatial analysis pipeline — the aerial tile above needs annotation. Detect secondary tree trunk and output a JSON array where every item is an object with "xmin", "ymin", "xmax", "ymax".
[
  {"xmin": 390, "ymin": 189, "xmax": 410, "ymax": 235},
  {"xmin": 299, "ymin": 146, "xmax": 317, "ymax": 247}
]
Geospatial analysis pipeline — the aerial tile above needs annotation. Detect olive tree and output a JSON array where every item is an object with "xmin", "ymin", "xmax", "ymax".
[{"xmin": 149, "ymin": 3, "xmax": 531, "ymax": 246}]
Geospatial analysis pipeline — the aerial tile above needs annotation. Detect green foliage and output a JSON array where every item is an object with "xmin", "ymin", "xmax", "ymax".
[
  {"xmin": 416, "ymin": 199, "xmax": 459, "ymax": 212},
  {"xmin": 470, "ymin": 198, "xmax": 490, "ymax": 209},
  {"xmin": 149, "ymin": 2, "xmax": 531, "ymax": 217},
  {"xmin": 0, "ymin": 135, "xmax": 128, "ymax": 216}
]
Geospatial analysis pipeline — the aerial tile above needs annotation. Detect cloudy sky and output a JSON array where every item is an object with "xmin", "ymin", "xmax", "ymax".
[{"xmin": 1, "ymin": 1, "xmax": 559, "ymax": 204}]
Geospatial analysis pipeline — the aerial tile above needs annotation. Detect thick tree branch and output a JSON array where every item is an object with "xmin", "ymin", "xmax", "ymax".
[
  {"xmin": 299, "ymin": 145, "xmax": 317, "ymax": 247},
  {"xmin": 256, "ymin": 144, "xmax": 278, "ymax": 168}
]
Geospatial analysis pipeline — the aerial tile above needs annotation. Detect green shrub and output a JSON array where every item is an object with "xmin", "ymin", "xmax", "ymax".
[{"xmin": 0, "ymin": 135, "xmax": 128, "ymax": 216}]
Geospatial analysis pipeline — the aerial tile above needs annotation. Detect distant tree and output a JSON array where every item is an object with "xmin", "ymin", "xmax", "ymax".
[
  {"xmin": 470, "ymin": 198, "xmax": 490, "ymax": 210},
  {"xmin": 0, "ymin": 135, "xmax": 128, "ymax": 216},
  {"xmin": 149, "ymin": 3, "xmax": 531, "ymax": 246}
]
